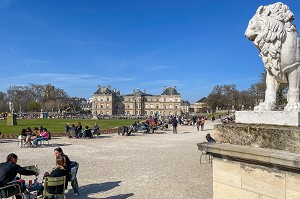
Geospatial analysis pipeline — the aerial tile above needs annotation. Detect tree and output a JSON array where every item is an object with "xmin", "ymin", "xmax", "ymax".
[{"xmin": 0, "ymin": 91, "xmax": 8, "ymax": 112}]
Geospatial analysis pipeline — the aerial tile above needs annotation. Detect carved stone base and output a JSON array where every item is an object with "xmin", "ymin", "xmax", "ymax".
[
  {"xmin": 235, "ymin": 111, "xmax": 300, "ymax": 127},
  {"xmin": 7, "ymin": 113, "xmax": 17, "ymax": 126}
]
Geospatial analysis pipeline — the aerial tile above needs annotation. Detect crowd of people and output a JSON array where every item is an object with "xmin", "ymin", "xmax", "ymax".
[
  {"xmin": 0, "ymin": 147, "xmax": 79, "ymax": 198},
  {"xmin": 65, "ymin": 122, "xmax": 100, "ymax": 139},
  {"xmin": 18, "ymin": 126, "xmax": 50, "ymax": 148}
]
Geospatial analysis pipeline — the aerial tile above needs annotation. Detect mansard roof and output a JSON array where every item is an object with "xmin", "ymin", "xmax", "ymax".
[
  {"xmin": 125, "ymin": 89, "xmax": 153, "ymax": 96},
  {"xmin": 161, "ymin": 87, "xmax": 180, "ymax": 95},
  {"xmin": 94, "ymin": 86, "xmax": 113, "ymax": 95}
]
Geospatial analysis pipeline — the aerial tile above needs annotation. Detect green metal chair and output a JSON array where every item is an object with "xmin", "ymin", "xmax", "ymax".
[
  {"xmin": 0, "ymin": 183, "xmax": 23, "ymax": 199},
  {"xmin": 42, "ymin": 176, "xmax": 66, "ymax": 199}
]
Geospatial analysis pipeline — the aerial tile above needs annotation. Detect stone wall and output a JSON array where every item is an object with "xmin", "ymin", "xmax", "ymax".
[
  {"xmin": 213, "ymin": 158, "xmax": 300, "ymax": 199},
  {"xmin": 214, "ymin": 123, "xmax": 300, "ymax": 153}
]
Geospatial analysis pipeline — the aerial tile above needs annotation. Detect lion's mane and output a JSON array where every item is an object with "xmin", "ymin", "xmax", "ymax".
[{"xmin": 253, "ymin": 2, "xmax": 297, "ymax": 82}]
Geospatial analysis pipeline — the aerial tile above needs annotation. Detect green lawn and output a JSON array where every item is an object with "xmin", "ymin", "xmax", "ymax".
[{"xmin": 0, "ymin": 118, "xmax": 141, "ymax": 136}]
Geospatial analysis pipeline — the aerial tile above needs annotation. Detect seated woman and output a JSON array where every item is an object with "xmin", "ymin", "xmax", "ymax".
[
  {"xmin": 24, "ymin": 127, "xmax": 32, "ymax": 146},
  {"xmin": 26, "ymin": 127, "xmax": 40, "ymax": 146},
  {"xmin": 32, "ymin": 128, "xmax": 49, "ymax": 147},
  {"xmin": 43, "ymin": 157, "xmax": 68, "ymax": 197},
  {"xmin": 18, "ymin": 129, "xmax": 27, "ymax": 147},
  {"xmin": 91, "ymin": 122, "xmax": 100, "ymax": 136}
]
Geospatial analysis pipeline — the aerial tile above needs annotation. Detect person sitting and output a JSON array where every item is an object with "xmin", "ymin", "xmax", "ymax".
[
  {"xmin": 32, "ymin": 128, "xmax": 50, "ymax": 147},
  {"xmin": 82, "ymin": 126, "xmax": 92, "ymax": 138},
  {"xmin": 69, "ymin": 124, "xmax": 76, "ymax": 138},
  {"xmin": 24, "ymin": 127, "xmax": 33, "ymax": 146},
  {"xmin": 91, "ymin": 122, "xmax": 100, "ymax": 137},
  {"xmin": 75, "ymin": 122, "xmax": 82, "ymax": 138},
  {"xmin": 18, "ymin": 129, "xmax": 27, "ymax": 147},
  {"xmin": 0, "ymin": 153, "xmax": 39, "ymax": 199},
  {"xmin": 43, "ymin": 157, "xmax": 68, "ymax": 197},
  {"xmin": 205, "ymin": 133, "xmax": 216, "ymax": 142}
]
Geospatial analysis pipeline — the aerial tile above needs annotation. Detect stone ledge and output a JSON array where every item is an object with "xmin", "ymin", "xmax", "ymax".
[
  {"xmin": 235, "ymin": 111, "xmax": 300, "ymax": 127},
  {"xmin": 197, "ymin": 142, "xmax": 300, "ymax": 170}
]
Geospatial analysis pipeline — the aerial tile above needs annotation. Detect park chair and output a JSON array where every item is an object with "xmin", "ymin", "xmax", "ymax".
[
  {"xmin": 38, "ymin": 132, "xmax": 51, "ymax": 146},
  {"xmin": 43, "ymin": 176, "xmax": 66, "ymax": 199},
  {"xmin": 0, "ymin": 183, "xmax": 23, "ymax": 199}
]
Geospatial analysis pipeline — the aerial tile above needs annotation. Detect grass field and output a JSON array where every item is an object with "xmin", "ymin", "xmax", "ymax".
[{"xmin": 0, "ymin": 118, "xmax": 142, "ymax": 136}]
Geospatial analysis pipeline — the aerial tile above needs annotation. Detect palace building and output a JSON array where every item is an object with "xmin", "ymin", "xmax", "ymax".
[{"xmin": 91, "ymin": 85, "xmax": 182, "ymax": 116}]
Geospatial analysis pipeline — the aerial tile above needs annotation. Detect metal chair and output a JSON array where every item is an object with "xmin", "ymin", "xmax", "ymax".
[
  {"xmin": 43, "ymin": 176, "xmax": 66, "ymax": 199},
  {"xmin": 0, "ymin": 183, "xmax": 23, "ymax": 199}
]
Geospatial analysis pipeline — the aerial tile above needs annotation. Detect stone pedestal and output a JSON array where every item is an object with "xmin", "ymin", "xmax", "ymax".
[
  {"xmin": 198, "ymin": 143, "xmax": 300, "ymax": 199},
  {"xmin": 7, "ymin": 113, "xmax": 17, "ymax": 126},
  {"xmin": 198, "ymin": 111, "xmax": 300, "ymax": 199},
  {"xmin": 235, "ymin": 111, "xmax": 300, "ymax": 127}
]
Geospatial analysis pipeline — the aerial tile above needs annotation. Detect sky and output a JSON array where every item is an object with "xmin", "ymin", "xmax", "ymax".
[{"xmin": 0, "ymin": 0, "xmax": 299, "ymax": 103}]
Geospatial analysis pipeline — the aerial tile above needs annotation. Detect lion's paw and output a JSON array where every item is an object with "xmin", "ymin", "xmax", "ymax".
[
  {"xmin": 254, "ymin": 102, "xmax": 275, "ymax": 112},
  {"xmin": 284, "ymin": 103, "xmax": 300, "ymax": 111}
]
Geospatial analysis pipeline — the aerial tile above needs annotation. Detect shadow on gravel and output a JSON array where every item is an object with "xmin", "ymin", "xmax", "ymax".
[
  {"xmin": 97, "ymin": 136, "xmax": 112, "ymax": 139},
  {"xmin": 182, "ymin": 132, "xmax": 192, "ymax": 134},
  {"xmin": 101, "ymin": 193, "xmax": 134, "ymax": 199},
  {"xmin": 69, "ymin": 181, "xmax": 134, "ymax": 198},
  {"xmin": 0, "ymin": 139, "xmax": 18, "ymax": 143},
  {"xmin": 46, "ymin": 143, "xmax": 72, "ymax": 147}
]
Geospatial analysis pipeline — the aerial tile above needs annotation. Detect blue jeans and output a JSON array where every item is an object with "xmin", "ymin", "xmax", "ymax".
[{"xmin": 33, "ymin": 137, "xmax": 47, "ymax": 145}]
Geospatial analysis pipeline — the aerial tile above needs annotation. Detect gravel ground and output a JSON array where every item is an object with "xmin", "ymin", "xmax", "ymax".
[{"xmin": 0, "ymin": 120, "xmax": 218, "ymax": 199}]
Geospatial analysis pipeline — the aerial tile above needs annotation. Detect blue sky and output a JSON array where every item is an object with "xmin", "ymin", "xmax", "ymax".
[{"xmin": 0, "ymin": 0, "xmax": 299, "ymax": 103}]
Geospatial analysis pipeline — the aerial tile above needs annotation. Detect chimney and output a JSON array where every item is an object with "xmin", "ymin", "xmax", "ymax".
[
  {"xmin": 164, "ymin": 85, "xmax": 167, "ymax": 91},
  {"xmin": 98, "ymin": 85, "xmax": 101, "ymax": 90},
  {"xmin": 174, "ymin": 85, "xmax": 177, "ymax": 90},
  {"xmin": 107, "ymin": 85, "xmax": 111, "ymax": 90}
]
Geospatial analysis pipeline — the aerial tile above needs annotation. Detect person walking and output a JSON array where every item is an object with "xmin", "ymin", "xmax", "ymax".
[
  {"xmin": 172, "ymin": 116, "xmax": 178, "ymax": 134},
  {"xmin": 200, "ymin": 116, "xmax": 205, "ymax": 131},
  {"xmin": 196, "ymin": 117, "xmax": 200, "ymax": 131}
]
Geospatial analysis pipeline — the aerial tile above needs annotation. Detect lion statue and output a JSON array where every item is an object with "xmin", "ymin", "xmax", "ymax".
[{"xmin": 245, "ymin": 2, "xmax": 300, "ymax": 111}]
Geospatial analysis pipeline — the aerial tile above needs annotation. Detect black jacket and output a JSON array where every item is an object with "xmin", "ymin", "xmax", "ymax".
[
  {"xmin": 0, "ymin": 162, "xmax": 36, "ymax": 187},
  {"xmin": 46, "ymin": 167, "xmax": 68, "ymax": 194}
]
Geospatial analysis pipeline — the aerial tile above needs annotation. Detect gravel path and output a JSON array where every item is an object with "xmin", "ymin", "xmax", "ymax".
[{"xmin": 0, "ymin": 120, "xmax": 218, "ymax": 199}]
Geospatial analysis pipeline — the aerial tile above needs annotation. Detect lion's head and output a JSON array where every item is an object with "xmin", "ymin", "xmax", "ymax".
[{"xmin": 245, "ymin": 2, "xmax": 297, "ymax": 81}]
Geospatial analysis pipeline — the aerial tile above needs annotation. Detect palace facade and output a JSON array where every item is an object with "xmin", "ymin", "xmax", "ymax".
[{"xmin": 91, "ymin": 85, "xmax": 182, "ymax": 116}]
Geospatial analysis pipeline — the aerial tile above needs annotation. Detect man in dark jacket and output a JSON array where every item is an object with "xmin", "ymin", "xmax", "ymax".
[
  {"xmin": 0, "ymin": 153, "xmax": 39, "ymax": 199},
  {"xmin": 172, "ymin": 116, "xmax": 178, "ymax": 134}
]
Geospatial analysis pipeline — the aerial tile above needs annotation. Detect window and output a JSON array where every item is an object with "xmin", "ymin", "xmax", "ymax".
[
  {"xmin": 175, "ymin": 98, "xmax": 178, "ymax": 102},
  {"xmin": 150, "ymin": 104, "xmax": 153, "ymax": 109},
  {"xmin": 106, "ymin": 104, "xmax": 109, "ymax": 107},
  {"xmin": 107, "ymin": 98, "xmax": 109, "ymax": 101},
  {"xmin": 164, "ymin": 98, "xmax": 166, "ymax": 102},
  {"xmin": 101, "ymin": 98, "xmax": 103, "ymax": 101},
  {"xmin": 175, "ymin": 105, "xmax": 178, "ymax": 109},
  {"xmin": 127, "ymin": 105, "xmax": 130, "ymax": 109},
  {"xmin": 145, "ymin": 104, "xmax": 148, "ymax": 108},
  {"xmin": 170, "ymin": 98, "xmax": 172, "ymax": 102},
  {"xmin": 100, "ymin": 104, "xmax": 103, "ymax": 108},
  {"xmin": 169, "ymin": 104, "xmax": 172, "ymax": 109},
  {"xmin": 156, "ymin": 104, "xmax": 159, "ymax": 109}
]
